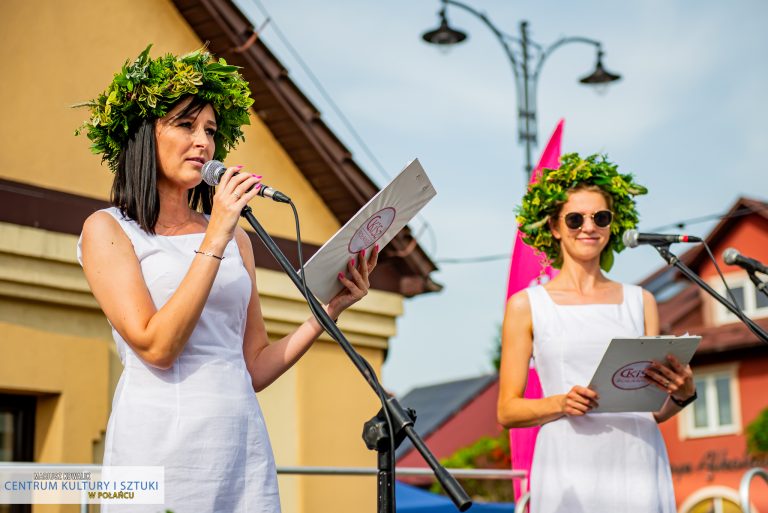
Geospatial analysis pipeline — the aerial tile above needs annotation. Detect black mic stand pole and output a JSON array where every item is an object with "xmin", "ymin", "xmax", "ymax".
[
  {"xmin": 240, "ymin": 206, "xmax": 472, "ymax": 513},
  {"xmin": 652, "ymin": 244, "xmax": 768, "ymax": 344}
]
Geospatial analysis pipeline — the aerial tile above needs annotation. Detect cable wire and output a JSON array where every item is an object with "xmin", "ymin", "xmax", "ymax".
[
  {"xmin": 288, "ymin": 199, "xmax": 398, "ymax": 510},
  {"xmin": 244, "ymin": 0, "xmax": 438, "ymax": 257}
]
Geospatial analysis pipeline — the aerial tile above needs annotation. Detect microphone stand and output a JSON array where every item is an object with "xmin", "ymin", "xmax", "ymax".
[
  {"xmin": 240, "ymin": 205, "xmax": 472, "ymax": 513},
  {"xmin": 747, "ymin": 271, "xmax": 768, "ymax": 301},
  {"xmin": 652, "ymin": 244, "xmax": 768, "ymax": 344}
]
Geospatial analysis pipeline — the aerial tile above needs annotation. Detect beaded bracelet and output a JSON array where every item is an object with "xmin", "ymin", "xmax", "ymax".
[{"xmin": 194, "ymin": 249, "xmax": 224, "ymax": 261}]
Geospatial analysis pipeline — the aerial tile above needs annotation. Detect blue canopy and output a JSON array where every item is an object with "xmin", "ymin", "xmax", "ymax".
[{"xmin": 396, "ymin": 481, "xmax": 514, "ymax": 512}]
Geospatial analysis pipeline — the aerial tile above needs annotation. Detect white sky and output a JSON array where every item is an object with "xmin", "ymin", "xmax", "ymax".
[{"xmin": 234, "ymin": 0, "xmax": 768, "ymax": 395}]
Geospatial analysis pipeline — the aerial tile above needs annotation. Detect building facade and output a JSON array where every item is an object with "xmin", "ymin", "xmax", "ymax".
[
  {"xmin": 0, "ymin": 1, "xmax": 439, "ymax": 512},
  {"xmin": 642, "ymin": 198, "xmax": 768, "ymax": 513}
]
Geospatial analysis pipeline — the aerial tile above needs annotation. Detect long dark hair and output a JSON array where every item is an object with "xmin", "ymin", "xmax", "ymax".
[{"xmin": 111, "ymin": 96, "xmax": 215, "ymax": 234}]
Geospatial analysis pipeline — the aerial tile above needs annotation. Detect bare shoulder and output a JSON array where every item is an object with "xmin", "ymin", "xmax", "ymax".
[
  {"xmin": 233, "ymin": 226, "xmax": 253, "ymax": 254},
  {"xmin": 234, "ymin": 226, "xmax": 256, "ymax": 270},
  {"xmin": 641, "ymin": 287, "xmax": 658, "ymax": 308},
  {"xmin": 505, "ymin": 289, "xmax": 532, "ymax": 320},
  {"xmin": 81, "ymin": 210, "xmax": 130, "ymax": 250}
]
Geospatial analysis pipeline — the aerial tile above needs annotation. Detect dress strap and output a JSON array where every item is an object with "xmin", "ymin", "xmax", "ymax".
[{"xmin": 622, "ymin": 283, "xmax": 646, "ymax": 336}]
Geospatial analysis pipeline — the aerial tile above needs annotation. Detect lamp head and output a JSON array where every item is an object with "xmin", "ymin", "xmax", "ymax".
[
  {"xmin": 421, "ymin": 9, "xmax": 468, "ymax": 46},
  {"xmin": 579, "ymin": 50, "xmax": 621, "ymax": 85}
]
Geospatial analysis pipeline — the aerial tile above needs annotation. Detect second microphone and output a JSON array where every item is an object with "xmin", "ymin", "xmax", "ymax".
[{"xmin": 201, "ymin": 160, "xmax": 291, "ymax": 204}]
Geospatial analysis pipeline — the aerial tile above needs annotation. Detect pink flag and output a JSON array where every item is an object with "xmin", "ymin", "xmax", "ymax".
[{"xmin": 506, "ymin": 119, "xmax": 563, "ymax": 500}]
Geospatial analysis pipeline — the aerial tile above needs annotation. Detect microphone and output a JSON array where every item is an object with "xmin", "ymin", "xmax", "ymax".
[
  {"xmin": 201, "ymin": 160, "xmax": 291, "ymax": 203},
  {"xmin": 723, "ymin": 248, "xmax": 768, "ymax": 275},
  {"xmin": 622, "ymin": 229, "xmax": 702, "ymax": 248}
]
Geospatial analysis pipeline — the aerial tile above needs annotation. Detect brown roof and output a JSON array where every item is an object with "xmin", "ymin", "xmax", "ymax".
[
  {"xmin": 639, "ymin": 197, "xmax": 768, "ymax": 355},
  {"xmin": 169, "ymin": 0, "xmax": 441, "ymax": 297},
  {"xmin": 640, "ymin": 197, "xmax": 768, "ymax": 291}
]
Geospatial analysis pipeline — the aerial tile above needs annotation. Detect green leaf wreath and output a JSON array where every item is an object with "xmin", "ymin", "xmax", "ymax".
[
  {"xmin": 515, "ymin": 153, "xmax": 648, "ymax": 271},
  {"xmin": 74, "ymin": 44, "xmax": 254, "ymax": 171}
]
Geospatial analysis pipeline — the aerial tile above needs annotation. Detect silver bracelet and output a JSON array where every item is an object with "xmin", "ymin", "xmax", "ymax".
[{"xmin": 194, "ymin": 249, "xmax": 224, "ymax": 261}]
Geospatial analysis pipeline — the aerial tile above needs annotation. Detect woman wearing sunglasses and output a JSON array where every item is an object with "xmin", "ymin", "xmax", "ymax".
[{"xmin": 497, "ymin": 154, "xmax": 696, "ymax": 513}]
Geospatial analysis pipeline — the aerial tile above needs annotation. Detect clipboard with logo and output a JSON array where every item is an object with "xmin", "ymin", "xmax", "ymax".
[
  {"xmin": 302, "ymin": 159, "xmax": 436, "ymax": 304},
  {"xmin": 587, "ymin": 335, "xmax": 701, "ymax": 413}
]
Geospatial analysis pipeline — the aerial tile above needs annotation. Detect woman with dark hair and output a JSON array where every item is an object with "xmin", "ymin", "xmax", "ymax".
[
  {"xmin": 76, "ymin": 46, "xmax": 377, "ymax": 512},
  {"xmin": 497, "ymin": 154, "xmax": 697, "ymax": 512}
]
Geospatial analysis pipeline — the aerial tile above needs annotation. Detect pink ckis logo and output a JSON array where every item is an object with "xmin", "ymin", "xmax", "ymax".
[
  {"xmin": 612, "ymin": 361, "xmax": 652, "ymax": 390},
  {"xmin": 349, "ymin": 208, "xmax": 396, "ymax": 253}
]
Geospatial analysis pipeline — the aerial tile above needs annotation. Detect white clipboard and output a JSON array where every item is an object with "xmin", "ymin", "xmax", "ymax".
[
  {"xmin": 302, "ymin": 159, "xmax": 436, "ymax": 304},
  {"xmin": 587, "ymin": 336, "xmax": 700, "ymax": 413}
]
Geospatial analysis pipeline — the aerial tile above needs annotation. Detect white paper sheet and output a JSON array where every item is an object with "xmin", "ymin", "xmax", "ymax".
[
  {"xmin": 302, "ymin": 159, "xmax": 436, "ymax": 304},
  {"xmin": 588, "ymin": 336, "xmax": 701, "ymax": 413}
]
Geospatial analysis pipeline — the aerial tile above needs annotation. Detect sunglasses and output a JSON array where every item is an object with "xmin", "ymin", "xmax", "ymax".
[{"xmin": 561, "ymin": 210, "xmax": 613, "ymax": 230}]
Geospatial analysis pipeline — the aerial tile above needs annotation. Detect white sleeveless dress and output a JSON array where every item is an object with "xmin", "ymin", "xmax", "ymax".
[
  {"xmin": 526, "ymin": 284, "xmax": 676, "ymax": 513},
  {"xmin": 78, "ymin": 207, "xmax": 281, "ymax": 512}
]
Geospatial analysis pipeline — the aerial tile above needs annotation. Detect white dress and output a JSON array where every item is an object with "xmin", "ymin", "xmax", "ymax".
[
  {"xmin": 78, "ymin": 207, "xmax": 281, "ymax": 512},
  {"xmin": 527, "ymin": 284, "xmax": 676, "ymax": 513}
]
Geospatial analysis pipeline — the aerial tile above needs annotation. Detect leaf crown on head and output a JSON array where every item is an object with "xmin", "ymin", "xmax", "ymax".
[
  {"xmin": 75, "ymin": 44, "xmax": 254, "ymax": 171},
  {"xmin": 515, "ymin": 153, "xmax": 648, "ymax": 271}
]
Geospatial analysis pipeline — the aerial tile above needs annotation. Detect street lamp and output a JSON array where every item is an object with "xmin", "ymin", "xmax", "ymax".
[{"xmin": 422, "ymin": 0, "xmax": 622, "ymax": 179}]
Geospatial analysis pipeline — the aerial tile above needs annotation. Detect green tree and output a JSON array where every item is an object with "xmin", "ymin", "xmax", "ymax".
[
  {"xmin": 430, "ymin": 431, "xmax": 514, "ymax": 502},
  {"xmin": 747, "ymin": 407, "xmax": 768, "ymax": 455}
]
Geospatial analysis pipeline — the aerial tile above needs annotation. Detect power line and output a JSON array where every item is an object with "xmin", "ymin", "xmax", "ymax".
[
  {"xmin": 245, "ymin": 0, "xmax": 438, "ymax": 256},
  {"xmin": 647, "ymin": 203, "xmax": 768, "ymax": 232},
  {"xmin": 437, "ymin": 203, "xmax": 768, "ymax": 266},
  {"xmin": 437, "ymin": 254, "xmax": 510, "ymax": 264}
]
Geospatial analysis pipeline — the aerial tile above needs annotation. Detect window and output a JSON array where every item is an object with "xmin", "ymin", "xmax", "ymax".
[
  {"xmin": 680, "ymin": 486, "xmax": 745, "ymax": 513},
  {"xmin": 0, "ymin": 394, "xmax": 35, "ymax": 513},
  {"xmin": 714, "ymin": 274, "xmax": 768, "ymax": 325},
  {"xmin": 685, "ymin": 495, "xmax": 742, "ymax": 513},
  {"xmin": 681, "ymin": 366, "xmax": 741, "ymax": 438}
]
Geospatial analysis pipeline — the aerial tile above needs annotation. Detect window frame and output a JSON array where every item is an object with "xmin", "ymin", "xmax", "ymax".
[
  {"xmin": 679, "ymin": 363, "xmax": 741, "ymax": 439},
  {"xmin": 0, "ymin": 394, "xmax": 36, "ymax": 513},
  {"xmin": 713, "ymin": 271, "xmax": 768, "ymax": 325},
  {"xmin": 679, "ymin": 485, "xmax": 752, "ymax": 513}
]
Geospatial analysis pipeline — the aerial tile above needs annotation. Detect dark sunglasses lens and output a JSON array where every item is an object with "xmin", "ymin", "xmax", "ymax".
[
  {"xmin": 594, "ymin": 210, "xmax": 613, "ymax": 227},
  {"xmin": 564, "ymin": 213, "xmax": 584, "ymax": 229}
]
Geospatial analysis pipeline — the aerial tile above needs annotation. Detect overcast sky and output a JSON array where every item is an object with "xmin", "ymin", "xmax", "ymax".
[{"xmin": 234, "ymin": 0, "xmax": 768, "ymax": 395}]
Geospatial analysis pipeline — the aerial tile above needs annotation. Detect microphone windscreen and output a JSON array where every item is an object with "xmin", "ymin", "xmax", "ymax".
[
  {"xmin": 622, "ymin": 229, "xmax": 639, "ymax": 248},
  {"xmin": 723, "ymin": 248, "xmax": 739, "ymax": 265},
  {"xmin": 201, "ymin": 160, "xmax": 226, "ymax": 186}
]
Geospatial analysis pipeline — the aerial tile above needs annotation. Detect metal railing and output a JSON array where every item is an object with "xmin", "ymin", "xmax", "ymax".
[
  {"xmin": 0, "ymin": 462, "xmax": 528, "ymax": 512},
  {"xmin": 740, "ymin": 467, "xmax": 768, "ymax": 513}
]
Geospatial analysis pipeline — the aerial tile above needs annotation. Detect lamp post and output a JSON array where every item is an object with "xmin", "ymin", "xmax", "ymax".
[{"xmin": 422, "ymin": 0, "xmax": 622, "ymax": 179}]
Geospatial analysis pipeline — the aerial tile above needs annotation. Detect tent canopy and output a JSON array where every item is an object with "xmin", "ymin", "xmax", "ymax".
[{"xmin": 396, "ymin": 481, "xmax": 514, "ymax": 512}]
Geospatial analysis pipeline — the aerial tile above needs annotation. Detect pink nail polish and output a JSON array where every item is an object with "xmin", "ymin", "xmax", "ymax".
[
  {"xmin": 375, "ymin": 244, "xmax": 379, "ymax": 251},
  {"xmin": 253, "ymin": 174, "xmax": 262, "ymax": 179},
  {"xmin": 338, "ymin": 272, "xmax": 344, "ymax": 280},
  {"xmin": 235, "ymin": 165, "xmax": 244, "ymax": 169},
  {"xmin": 349, "ymin": 258, "xmax": 355, "ymax": 266}
]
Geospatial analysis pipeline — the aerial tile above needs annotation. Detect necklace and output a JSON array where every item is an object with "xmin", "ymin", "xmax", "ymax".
[{"xmin": 156, "ymin": 210, "xmax": 196, "ymax": 233}]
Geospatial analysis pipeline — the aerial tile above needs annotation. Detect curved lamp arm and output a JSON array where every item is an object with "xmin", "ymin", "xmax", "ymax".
[
  {"xmin": 442, "ymin": 0, "xmax": 521, "ymax": 80},
  {"xmin": 533, "ymin": 36, "xmax": 602, "ymax": 82}
]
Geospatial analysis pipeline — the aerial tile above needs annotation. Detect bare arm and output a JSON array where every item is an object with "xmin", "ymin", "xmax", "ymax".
[
  {"xmin": 497, "ymin": 291, "xmax": 598, "ymax": 428},
  {"xmin": 80, "ymin": 169, "xmax": 262, "ymax": 369},
  {"xmin": 238, "ymin": 231, "xmax": 379, "ymax": 392}
]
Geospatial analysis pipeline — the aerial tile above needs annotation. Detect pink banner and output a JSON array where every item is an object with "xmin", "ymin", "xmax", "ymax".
[{"xmin": 506, "ymin": 120, "xmax": 563, "ymax": 500}]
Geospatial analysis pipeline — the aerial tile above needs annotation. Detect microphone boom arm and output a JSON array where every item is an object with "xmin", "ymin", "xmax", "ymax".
[
  {"xmin": 652, "ymin": 244, "xmax": 768, "ymax": 344},
  {"xmin": 747, "ymin": 271, "xmax": 768, "ymax": 301}
]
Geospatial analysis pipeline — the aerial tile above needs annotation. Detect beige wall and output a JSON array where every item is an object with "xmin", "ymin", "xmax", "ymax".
[
  {"xmin": 0, "ymin": 0, "xmax": 339, "ymax": 245},
  {"xmin": 0, "ymin": 1, "xmax": 407, "ymax": 510}
]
